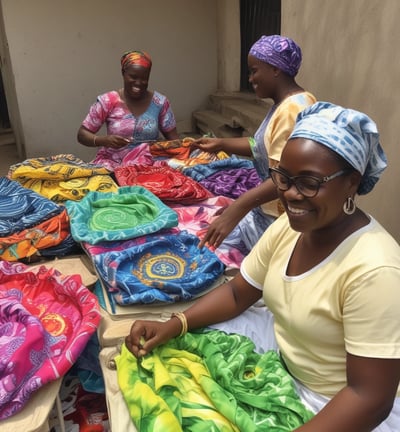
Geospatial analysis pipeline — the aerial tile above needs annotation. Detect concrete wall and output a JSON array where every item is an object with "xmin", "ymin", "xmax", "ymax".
[
  {"xmin": 282, "ymin": 0, "xmax": 400, "ymax": 241},
  {"xmin": 0, "ymin": 0, "xmax": 218, "ymax": 161}
]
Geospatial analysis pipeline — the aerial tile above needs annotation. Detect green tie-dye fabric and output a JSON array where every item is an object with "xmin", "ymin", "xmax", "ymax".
[{"xmin": 115, "ymin": 329, "xmax": 314, "ymax": 431}]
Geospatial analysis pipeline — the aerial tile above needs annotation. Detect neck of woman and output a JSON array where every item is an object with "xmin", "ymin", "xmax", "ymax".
[{"xmin": 273, "ymin": 83, "xmax": 304, "ymax": 105}]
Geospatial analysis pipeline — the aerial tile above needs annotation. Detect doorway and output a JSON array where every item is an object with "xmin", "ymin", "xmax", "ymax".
[
  {"xmin": 239, "ymin": 0, "xmax": 281, "ymax": 91},
  {"xmin": 0, "ymin": 2, "xmax": 24, "ymax": 159}
]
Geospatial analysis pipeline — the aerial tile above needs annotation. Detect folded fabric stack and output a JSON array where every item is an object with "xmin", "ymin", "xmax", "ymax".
[
  {"xmin": 66, "ymin": 186, "xmax": 224, "ymax": 305},
  {"xmin": 114, "ymin": 163, "xmax": 211, "ymax": 204},
  {"xmin": 92, "ymin": 230, "xmax": 225, "ymax": 304},
  {"xmin": 8, "ymin": 153, "xmax": 118, "ymax": 203},
  {"xmin": 0, "ymin": 177, "xmax": 76, "ymax": 261}
]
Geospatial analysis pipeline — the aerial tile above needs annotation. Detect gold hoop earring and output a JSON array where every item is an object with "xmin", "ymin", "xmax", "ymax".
[{"xmin": 343, "ymin": 197, "xmax": 356, "ymax": 215}]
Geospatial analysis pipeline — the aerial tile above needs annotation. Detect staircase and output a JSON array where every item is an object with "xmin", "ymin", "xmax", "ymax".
[
  {"xmin": 193, "ymin": 91, "xmax": 272, "ymax": 138},
  {"xmin": 0, "ymin": 127, "xmax": 15, "ymax": 146}
]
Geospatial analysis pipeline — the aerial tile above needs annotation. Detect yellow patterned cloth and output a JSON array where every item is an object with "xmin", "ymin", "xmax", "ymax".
[{"xmin": 8, "ymin": 154, "xmax": 118, "ymax": 202}]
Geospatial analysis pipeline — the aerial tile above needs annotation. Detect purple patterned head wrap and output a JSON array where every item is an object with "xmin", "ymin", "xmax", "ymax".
[{"xmin": 249, "ymin": 35, "xmax": 302, "ymax": 77}]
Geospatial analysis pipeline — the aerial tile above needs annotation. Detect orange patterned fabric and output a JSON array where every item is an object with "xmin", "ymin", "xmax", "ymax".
[{"xmin": 0, "ymin": 208, "xmax": 70, "ymax": 261}]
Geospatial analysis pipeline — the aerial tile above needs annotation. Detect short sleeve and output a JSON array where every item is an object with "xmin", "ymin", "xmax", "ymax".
[
  {"xmin": 265, "ymin": 93, "xmax": 317, "ymax": 162},
  {"xmin": 81, "ymin": 92, "xmax": 117, "ymax": 133},
  {"xmin": 343, "ymin": 266, "xmax": 400, "ymax": 358},
  {"xmin": 158, "ymin": 96, "xmax": 177, "ymax": 133}
]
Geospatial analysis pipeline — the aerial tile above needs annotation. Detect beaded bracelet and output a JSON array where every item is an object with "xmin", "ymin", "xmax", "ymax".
[
  {"xmin": 171, "ymin": 312, "xmax": 188, "ymax": 337},
  {"xmin": 93, "ymin": 135, "xmax": 98, "ymax": 147}
]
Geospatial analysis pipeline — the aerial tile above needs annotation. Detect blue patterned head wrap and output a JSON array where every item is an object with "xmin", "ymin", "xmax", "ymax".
[
  {"xmin": 289, "ymin": 102, "xmax": 387, "ymax": 195},
  {"xmin": 249, "ymin": 35, "xmax": 302, "ymax": 77}
]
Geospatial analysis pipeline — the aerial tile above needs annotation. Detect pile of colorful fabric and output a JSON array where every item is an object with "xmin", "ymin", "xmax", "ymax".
[
  {"xmin": 0, "ymin": 260, "xmax": 100, "ymax": 419},
  {"xmin": 0, "ymin": 177, "xmax": 77, "ymax": 261},
  {"xmin": 0, "ymin": 137, "xmax": 268, "ymax": 428}
]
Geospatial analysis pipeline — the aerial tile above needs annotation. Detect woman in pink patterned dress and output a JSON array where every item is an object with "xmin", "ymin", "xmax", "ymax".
[{"xmin": 77, "ymin": 50, "xmax": 179, "ymax": 170}]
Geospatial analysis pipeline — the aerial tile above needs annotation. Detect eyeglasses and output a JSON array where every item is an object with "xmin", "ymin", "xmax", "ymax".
[{"xmin": 269, "ymin": 167, "xmax": 349, "ymax": 198}]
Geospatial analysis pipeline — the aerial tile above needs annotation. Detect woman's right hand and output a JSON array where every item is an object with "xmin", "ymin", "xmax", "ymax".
[
  {"xmin": 191, "ymin": 137, "xmax": 224, "ymax": 153},
  {"xmin": 125, "ymin": 317, "xmax": 181, "ymax": 358},
  {"xmin": 99, "ymin": 134, "xmax": 131, "ymax": 149},
  {"xmin": 199, "ymin": 204, "xmax": 244, "ymax": 249}
]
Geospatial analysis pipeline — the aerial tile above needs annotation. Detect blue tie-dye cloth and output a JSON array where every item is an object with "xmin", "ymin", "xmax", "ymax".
[
  {"xmin": 183, "ymin": 157, "xmax": 255, "ymax": 182},
  {"xmin": 0, "ymin": 177, "xmax": 63, "ymax": 236},
  {"xmin": 93, "ymin": 230, "xmax": 225, "ymax": 304},
  {"xmin": 65, "ymin": 186, "xmax": 178, "ymax": 244}
]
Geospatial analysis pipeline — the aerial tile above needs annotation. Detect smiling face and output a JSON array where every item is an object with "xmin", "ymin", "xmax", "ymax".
[
  {"xmin": 247, "ymin": 54, "xmax": 277, "ymax": 99},
  {"xmin": 277, "ymin": 138, "xmax": 361, "ymax": 235},
  {"xmin": 122, "ymin": 65, "xmax": 151, "ymax": 100}
]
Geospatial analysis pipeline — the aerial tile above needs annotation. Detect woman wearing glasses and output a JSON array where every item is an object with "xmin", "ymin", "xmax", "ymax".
[{"xmin": 126, "ymin": 102, "xmax": 400, "ymax": 431}]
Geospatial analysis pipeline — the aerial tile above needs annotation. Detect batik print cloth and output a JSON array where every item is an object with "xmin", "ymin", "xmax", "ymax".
[
  {"xmin": 114, "ymin": 163, "xmax": 211, "ymax": 204},
  {"xmin": 0, "ymin": 208, "xmax": 71, "ymax": 262},
  {"xmin": 66, "ymin": 186, "xmax": 178, "ymax": 244},
  {"xmin": 183, "ymin": 157, "xmax": 261, "ymax": 199},
  {"xmin": 116, "ymin": 329, "xmax": 313, "ymax": 431},
  {"xmin": 0, "ymin": 260, "xmax": 100, "ymax": 420},
  {"xmin": 8, "ymin": 154, "xmax": 117, "ymax": 202},
  {"xmin": 93, "ymin": 231, "xmax": 225, "ymax": 304},
  {"xmin": 148, "ymin": 138, "xmax": 194, "ymax": 160},
  {"xmin": 0, "ymin": 177, "xmax": 63, "ymax": 236}
]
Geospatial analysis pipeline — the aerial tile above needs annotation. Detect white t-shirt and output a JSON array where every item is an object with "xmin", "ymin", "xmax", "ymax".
[{"xmin": 241, "ymin": 213, "xmax": 400, "ymax": 397}]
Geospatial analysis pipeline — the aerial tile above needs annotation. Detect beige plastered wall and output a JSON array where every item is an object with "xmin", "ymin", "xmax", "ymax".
[
  {"xmin": 0, "ymin": 0, "xmax": 218, "ymax": 162},
  {"xmin": 282, "ymin": 0, "xmax": 399, "ymax": 241},
  {"xmin": 1, "ymin": 0, "xmax": 399, "ymax": 241}
]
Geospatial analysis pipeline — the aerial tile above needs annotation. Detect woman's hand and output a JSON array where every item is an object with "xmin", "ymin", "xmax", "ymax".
[
  {"xmin": 98, "ymin": 134, "xmax": 131, "ymax": 149},
  {"xmin": 199, "ymin": 205, "xmax": 243, "ymax": 249},
  {"xmin": 77, "ymin": 125, "xmax": 131, "ymax": 149},
  {"xmin": 191, "ymin": 137, "xmax": 224, "ymax": 153},
  {"xmin": 125, "ymin": 318, "xmax": 181, "ymax": 358}
]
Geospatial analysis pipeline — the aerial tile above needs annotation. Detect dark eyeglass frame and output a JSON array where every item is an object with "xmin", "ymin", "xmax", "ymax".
[{"xmin": 269, "ymin": 167, "xmax": 349, "ymax": 198}]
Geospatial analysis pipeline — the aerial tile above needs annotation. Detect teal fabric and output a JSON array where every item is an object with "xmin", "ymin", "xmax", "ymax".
[{"xmin": 65, "ymin": 186, "xmax": 178, "ymax": 243}]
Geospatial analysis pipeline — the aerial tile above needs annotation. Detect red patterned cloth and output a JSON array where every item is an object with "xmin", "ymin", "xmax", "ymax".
[{"xmin": 114, "ymin": 163, "xmax": 211, "ymax": 204}]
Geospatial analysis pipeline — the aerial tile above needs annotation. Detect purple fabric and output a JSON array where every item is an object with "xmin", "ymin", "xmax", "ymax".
[
  {"xmin": 249, "ymin": 35, "xmax": 302, "ymax": 77},
  {"xmin": 0, "ymin": 260, "xmax": 100, "ymax": 419},
  {"xmin": 200, "ymin": 168, "xmax": 261, "ymax": 199}
]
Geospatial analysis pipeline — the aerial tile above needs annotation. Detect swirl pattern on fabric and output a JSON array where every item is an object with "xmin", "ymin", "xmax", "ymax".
[
  {"xmin": 0, "ymin": 260, "xmax": 100, "ymax": 419},
  {"xmin": 93, "ymin": 231, "xmax": 225, "ymax": 304},
  {"xmin": 66, "ymin": 186, "xmax": 178, "ymax": 244},
  {"xmin": 116, "ymin": 329, "xmax": 313, "ymax": 431}
]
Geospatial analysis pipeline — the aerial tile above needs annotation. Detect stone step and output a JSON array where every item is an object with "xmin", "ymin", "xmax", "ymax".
[
  {"xmin": 208, "ymin": 92, "xmax": 272, "ymax": 136},
  {"xmin": 0, "ymin": 130, "xmax": 15, "ymax": 146},
  {"xmin": 192, "ymin": 109, "xmax": 244, "ymax": 138}
]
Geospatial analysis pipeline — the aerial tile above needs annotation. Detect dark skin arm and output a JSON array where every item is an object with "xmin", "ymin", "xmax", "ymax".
[
  {"xmin": 199, "ymin": 178, "xmax": 279, "ymax": 249},
  {"xmin": 77, "ymin": 125, "xmax": 130, "ymax": 149},
  {"xmin": 163, "ymin": 127, "xmax": 179, "ymax": 141},
  {"xmin": 77, "ymin": 125, "xmax": 179, "ymax": 148},
  {"xmin": 125, "ymin": 273, "xmax": 262, "ymax": 358},
  {"xmin": 295, "ymin": 354, "xmax": 400, "ymax": 431},
  {"xmin": 191, "ymin": 136, "xmax": 253, "ymax": 157}
]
